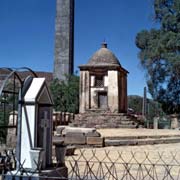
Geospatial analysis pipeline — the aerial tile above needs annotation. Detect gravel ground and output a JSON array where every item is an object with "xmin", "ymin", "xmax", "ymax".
[
  {"xmin": 66, "ymin": 142, "xmax": 180, "ymax": 179},
  {"xmin": 95, "ymin": 128, "xmax": 180, "ymax": 157}
]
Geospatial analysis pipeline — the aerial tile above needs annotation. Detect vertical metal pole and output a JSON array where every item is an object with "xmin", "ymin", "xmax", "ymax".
[
  {"xmin": 142, "ymin": 87, "xmax": 148, "ymax": 128},
  {"xmin": 13, "ymin": 74, "xmax": 16, "ymax": 126},
  {"xmin": 3, "ymin": 93, "xmax": 6, "ymax": 125},
  {"xmin": 16, "ymin": 89, "xmax": 22, "ymax": 169}
]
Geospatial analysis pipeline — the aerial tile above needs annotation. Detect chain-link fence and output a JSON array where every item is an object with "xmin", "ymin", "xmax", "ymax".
[{"xmin": 1, "ymin": 148, "xmax": 180, "ymax": 179}]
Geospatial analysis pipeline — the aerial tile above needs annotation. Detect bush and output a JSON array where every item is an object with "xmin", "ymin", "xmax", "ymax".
[{"xmin": 50, "ymin": 75, "xmax": 79, "ymax": 113}]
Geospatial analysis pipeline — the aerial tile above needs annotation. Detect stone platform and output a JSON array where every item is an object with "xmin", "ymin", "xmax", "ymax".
[
  {"xmin": 73, "ymin": 112, "xmax": 143, "ymax": 128},
  {"xmin": 98, "ymin": 128, "xmax": 180, "ymax": 146},
  {"xmin": 53, "ymin": 127, "xmax": 180, "ymax": 147}
]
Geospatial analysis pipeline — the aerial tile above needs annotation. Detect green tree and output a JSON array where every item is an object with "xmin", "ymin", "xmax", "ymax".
[
  {"xmin": 128, "ymin": 95, "xmax": 143, "ymax": 114},
  {"xmin": 128, "ymin": 95, "xmax": 164, "ymax": 118},
  {"xmin": 136, "ymin": 0, "xmax": 180, "ymax": 114},
  {"xmin": 50, "ymin": 75, "xmax": 79, "ymax": 113}
]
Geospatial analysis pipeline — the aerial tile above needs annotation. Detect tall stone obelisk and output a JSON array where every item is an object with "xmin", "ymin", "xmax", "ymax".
[{"xmin": 54, "ymin": 0, "xmax": 74, "ymax": 81}]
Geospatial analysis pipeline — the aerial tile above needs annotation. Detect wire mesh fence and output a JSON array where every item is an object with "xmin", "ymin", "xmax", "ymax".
[
  {"xmin": 1, "ymin": 148, "xmax": 180, "ymax": 179},
  {"xmin": 66, "ymin": 149, "xmax": 180, "ymax": 180}
]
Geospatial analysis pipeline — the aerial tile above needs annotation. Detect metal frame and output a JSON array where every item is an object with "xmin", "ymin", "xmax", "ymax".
[{"xmin": 0, "ymin": 67, "xmax": 37, "ymax": 143}]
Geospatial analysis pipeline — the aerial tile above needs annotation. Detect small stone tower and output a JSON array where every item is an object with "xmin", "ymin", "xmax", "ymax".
[
  {"xmin": 79, "ymin": 42, "xmax": 128, "ymax": 113},
  {"xmin": 54, "ymin": 0, "xmax": 74, "ymax": 81}
]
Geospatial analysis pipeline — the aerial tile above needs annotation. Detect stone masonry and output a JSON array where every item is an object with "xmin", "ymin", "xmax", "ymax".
[{"xmin": 79, "ymin": 43, "xmax": 128, "ymax": 113}]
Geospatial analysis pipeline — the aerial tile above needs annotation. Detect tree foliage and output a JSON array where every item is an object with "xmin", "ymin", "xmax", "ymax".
[
  {"xmin": 136, "ymin": 0, "xmax": 180, "ymax": 114},
  {"xmin": 128, "ymin": 95, "xmax": 143, "ymax": 114},
  {"xmin": 128, "ymin": 95, "xmax": 164, "ymax": 119},
  {"xmin": 50, "ymin": 75, "xmax": 79, "ymax": 113}
]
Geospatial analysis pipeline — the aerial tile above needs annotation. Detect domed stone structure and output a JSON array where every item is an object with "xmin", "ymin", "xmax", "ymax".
[
  {"xmin": 87, "ymin": 43, "xmax": 121, "ymax": 66},
  {"xmin": 79, "ymin": 43, "xmax": 128, "ymax": 113}
]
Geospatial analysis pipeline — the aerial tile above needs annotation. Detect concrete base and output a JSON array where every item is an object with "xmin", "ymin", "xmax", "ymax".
[
  {"xmin": 4, "ymin": 166, "xmax": 68, "ymax": 180},
  {"xmin": 40, "ymin": 166, "xmax": 68, "ymax": 179},
  {"xmin": 87, "ymin": 137, "xmax": 104, "ymax": 147}
]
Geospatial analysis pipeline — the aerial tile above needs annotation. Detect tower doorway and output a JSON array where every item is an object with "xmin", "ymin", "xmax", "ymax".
[{"xmin": 98, "ymin": 92, "xmax": 107, "ymax": 109}]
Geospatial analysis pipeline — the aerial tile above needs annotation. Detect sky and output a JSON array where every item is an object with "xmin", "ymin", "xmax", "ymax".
[{"xmin": 0, "ymin": 0, "xmax": 158, "ymax": 97}]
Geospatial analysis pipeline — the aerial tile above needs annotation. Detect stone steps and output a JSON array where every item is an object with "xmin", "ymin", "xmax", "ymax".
[
  {"xmin": 73, "ymin": 113, "xmax": 142, "ymax": 129},
  {"xmin": 94, "ymin": 124, "xmax": 137, "ymax": 129},
  {"xmin": 104, "ymin": 135, "xmax": 180, "ymax": 146},
  {"xmin": 54, "ymin": 126, "xmax": 180, "ymax": 147},
  {"xmin": 104, "ymin": 134, "xmax": 180, "ymax": 140},
  {"xmin": 53, "ymin": 135, "xmax": 180, "ymax": 147}
]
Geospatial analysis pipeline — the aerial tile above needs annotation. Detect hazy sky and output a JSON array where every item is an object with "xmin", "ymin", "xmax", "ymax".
[{"xmin": 0, "ymin": 0, "xmax": 157, "ymax": 97}]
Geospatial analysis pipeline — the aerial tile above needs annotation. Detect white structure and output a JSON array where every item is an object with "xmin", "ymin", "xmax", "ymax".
[{"xmin": 18, "ymin": 77, "xmax": 53, "ymax": 169}]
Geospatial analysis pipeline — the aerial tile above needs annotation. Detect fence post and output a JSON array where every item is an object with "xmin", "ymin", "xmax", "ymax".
[
  {"xmin": 61, "ymin": 112, "xmax": 65, "ymax": 125},
  {"xmin": 65, "ymin": 112, "xmax": 70, "ymax": 125}
]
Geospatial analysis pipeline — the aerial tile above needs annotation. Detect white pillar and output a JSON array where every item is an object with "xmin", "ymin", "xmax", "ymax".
[
  {"xmin": 108, "ymin": 70, "xmax": 119, "ymax": 113},
  {"xmin": 79, "ymin": 71, "xmax": 90, "ymax": 113}
]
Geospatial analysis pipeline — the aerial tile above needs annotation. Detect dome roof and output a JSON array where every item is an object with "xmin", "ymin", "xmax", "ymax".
[{"xmin": 87, "ymin": 43, "xmax": 121, "ymax": 66}]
